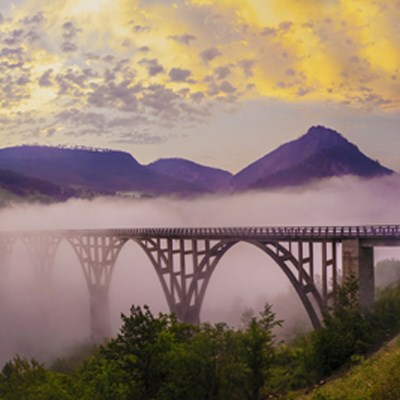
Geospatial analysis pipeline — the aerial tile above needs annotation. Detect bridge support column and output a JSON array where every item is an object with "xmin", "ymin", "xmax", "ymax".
[
  {"xmin": 68, "ymin": 234, "xmax": 127, "ymax": 343},
  {"xmin": 321, "ymin": 241, "xmax": 339, "ymax": 309},
  {"xmin": 342, "ymin": 239, "xmax": 374, "ymax": 310},
  {"xmin": 89, "ymin": 285, "xmax": 111, "ymax": 344},
  {"xmin": 174, "ymin": 303, "xmax": 200, "ymax": 325}
]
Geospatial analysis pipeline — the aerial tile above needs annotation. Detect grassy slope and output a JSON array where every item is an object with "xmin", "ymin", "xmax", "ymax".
[{"xmin": 293, "ymin": 336, "xmax": 400, "ymax": 400}]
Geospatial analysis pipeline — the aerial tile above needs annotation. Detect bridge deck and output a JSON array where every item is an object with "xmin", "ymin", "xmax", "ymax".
[{"xmin": 2, "ymin": 225, "xmax": 400, "ymax": 241}]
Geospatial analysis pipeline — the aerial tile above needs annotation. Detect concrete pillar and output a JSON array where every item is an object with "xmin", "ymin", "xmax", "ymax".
[
  {"xmin": 342, "ymin": 239, "xmax": 374, "ymax": 310},
  {"xmin": 174, "ymin": 303, "xmax": 200, "ymax": 325},
  {"xmin": 89, "ymin": 285, "xmax": 111, "ymax": 343}
]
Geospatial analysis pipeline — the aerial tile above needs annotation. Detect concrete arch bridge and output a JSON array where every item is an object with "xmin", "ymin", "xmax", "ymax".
[{"xmin": 0, "ymin": 225, "xmax": 398, "ymax": 342}]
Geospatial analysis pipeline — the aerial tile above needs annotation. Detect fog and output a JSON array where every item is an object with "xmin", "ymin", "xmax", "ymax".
[{"xmin": 0, "ymin": 174, "xmax": 400, "ymax": 366}]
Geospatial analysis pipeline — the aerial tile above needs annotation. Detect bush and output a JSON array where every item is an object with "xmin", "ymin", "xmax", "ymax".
[
  {"xmin": 305, "ymin": 276, "xmax": 373, "ymax": 378},
  {"xmin": 0, "ymin": 357, "xmax": 72, "ymax": 400}
]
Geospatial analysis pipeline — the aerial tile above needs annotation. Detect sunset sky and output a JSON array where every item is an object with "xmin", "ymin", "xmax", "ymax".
[{"xmin": 0, "ymin": 0, "xmax": 399, "ymax": 172}]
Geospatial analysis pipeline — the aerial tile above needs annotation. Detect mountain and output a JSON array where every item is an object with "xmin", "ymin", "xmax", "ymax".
[
  {"xmin": 0, "ymin": 168, "xmax": 89, "ymax": 203},
  {"xmin": 0, "ymin": 146, "xmax": 205, "ymax": 196},
  {"xmin": 0, "ymin": 126, "xmax": 393, "ymax": 201},
  {"xmin": 147, "ymin": 158, "xmax": 233, "ymax": 191},
  {"xmin": 231, "ymin": 125, "xmax": 393, "ymax": 190}
]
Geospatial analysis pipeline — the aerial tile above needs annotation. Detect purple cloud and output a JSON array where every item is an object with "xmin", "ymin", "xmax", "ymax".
[
  {"xmin": 169, "ymin": 67, "xmax": 192, "ymax": 82},
  {"xmin": 200, "ymin": 47, "xmax": 221, "ymax": 63},
  {"xmin": 168, "ymin": 33, "xmax": 197, "ymax": 45}
]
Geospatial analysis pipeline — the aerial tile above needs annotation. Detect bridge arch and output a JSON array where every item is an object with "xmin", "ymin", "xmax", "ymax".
[
  {"xmin": 186, "ymin": 239, "xmax": 324, "ymax": 329},
  {"xmin": 0, "ymin": 224, "xmax": 390, "ymax": 343},
  {"xmin": 110, "ymin": 236, "xmax": 326, "ymax": 330},
  {"xmin": 64, "ymin": 235, "xmax": 186, "ymax": 341},
  {"xmin": 1, "ymin": 224, "xmax": 395, "ymax": 346},
  {"xmin": 107, "ymin": 239, "xmax": 169, "ymax": 329},
  {"xmin": 129, "ymin": 237, "xmax": 176, "ymax": 313}
]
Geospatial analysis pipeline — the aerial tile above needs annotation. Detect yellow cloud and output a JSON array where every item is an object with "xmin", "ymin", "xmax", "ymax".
[{"xmin": 2, "ymin": 0, "xmax": 400, "ymax": 122}]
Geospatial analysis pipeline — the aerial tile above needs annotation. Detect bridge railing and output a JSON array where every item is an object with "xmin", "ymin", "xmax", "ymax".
[
  {"xmin": 2, "ymin": 225, "xmax": 400, "ymax": 240},
  {"xmin": 101, "ymin": 224, "xmax": 400, "ymax": 239}
]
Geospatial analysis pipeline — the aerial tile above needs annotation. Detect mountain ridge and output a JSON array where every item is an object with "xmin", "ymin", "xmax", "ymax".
[
  {"xmin": 0, "ymin": 168, "xmax": 92, "ymax": 204},
  {"xmin": 0, "ymin": 125, "xmax": 393, "ymax": 202},
  {"xmin": 0, "ymin": 145, "xmax": 206, "ymax": 196},
  {"xmin": 147, "ymin": 158, "xmax": 233, "ymax": 191},
  {"xmin": 231, "ymin": 125, "xmax": 392, "ymax": 190}
]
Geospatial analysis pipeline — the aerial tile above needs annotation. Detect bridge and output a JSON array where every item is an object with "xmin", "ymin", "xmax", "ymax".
[{"xmin": 1, "ymin": 224, "xmax": 399, "ymax": 342}]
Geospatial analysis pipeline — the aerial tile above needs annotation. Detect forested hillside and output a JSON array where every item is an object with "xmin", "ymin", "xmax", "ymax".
[{"xmin": 2, "ymin": 274, "xmax": 400, "ymax": 399}]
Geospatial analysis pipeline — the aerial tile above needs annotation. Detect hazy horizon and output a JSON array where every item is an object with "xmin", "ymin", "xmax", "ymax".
[
  {"xmin": 0, "ymin": 175, "xmax": 399, "ymax": 366},
  {"xmin": 0, "ymin": 0, "xmax": 399, "ymax": 377}
]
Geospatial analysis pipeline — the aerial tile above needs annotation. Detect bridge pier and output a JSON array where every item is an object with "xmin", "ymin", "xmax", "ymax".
[
  {"xmin": 342, "ymin": 239, "xmax": 375, "ymax": 310},
  {"xmin": 89, "ymin": 285, "xmax": 111, "ymax": 343},
  {"xmin": 174, "ymin": 303, "xmax": 200, "ymax": 325},
  {"xmin": 67, "ymin": 234, "xmax": 127, "ymax": 343}
]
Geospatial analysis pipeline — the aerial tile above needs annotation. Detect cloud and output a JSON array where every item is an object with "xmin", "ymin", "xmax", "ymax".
[
  {"xmin": 112, "ymin": 131, "xmax": 166, "ymax": 144},
  {"xmin": 61, "ymin": 20, "xmax": 81, "ymax": 53},
  {"xmin": 21, "ymin": 12, "xmax": 44, "ymax": 25},
  {"xmin": 62, "ymin": 21, "xmax": 81, "ymax": 40},
  {"xmin": 55, "ymin": 68, "xmax": 91, "ymax": 97},
  {"xmin": 137, "ymin": 45, "xmax": 150, "ymax": 52},
  {"xmin": 261, "ymin": 26, "xmax": 277, "ymax": 37},
  {"xmin": 3, "ymin": 29, "xmax": 24, "ymax": 45},
  {"xmin": 261, "ymin": 21, "xmax": 293, "ymax": 36},
  {"xmin": 107, "ymin": 115, "xmax": 149, "ymax": 128},
  {"xmin": 0, "ymin": 45, "xmax": 31, "ymax": 107},
  {"xmin": 61, "ymin": 41, "xmax": 77, "ymax": 53},
  {"xmin": 0, "ymin": 0, "xmax": 396, "ymax": 147},
  {"xmin": 0, "ymin": 46, "xmax": 24, "ymax": 68},
  {"xmin": 214, "ymin": 65, "xmax": 231, "ymax": 80},
  {"xmin": 237, "ymin": 59, "xmax": 254, "ymax": 77},
  {"xmin": 56, "ymin": 108, "xmax": 107, "ymax": 130},
  {"xmin": 168, "ymin": 33, "xmax": 197, "ymax": 45},
  {"xmin": 131, "ymin": 24, "xmax": 152, "ymax": 33},
  {"xmin": 87, "ymin": 81, "xmax": 139, "ymax": 111},
  {"xmin": 138, "ymin": 58, "xmax": 165, "ymax": 76},
  {"xmin": 219, "ymin": 80, "xmax": 236, "ymax": 94},
  {"xmin": 199, "ymin": 47, "xmax": 221, "ymax": 63},
  {"xmin": 169, "ymin": 67, "xmax": 192, "ymax": 82}
]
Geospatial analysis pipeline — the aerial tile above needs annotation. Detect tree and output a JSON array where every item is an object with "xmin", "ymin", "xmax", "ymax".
[
  {"xmin": 0, "ymin": 357, "xmax": 72, "ymax": 400},
  {"xmin": 309, "ymin": 275, "xmax": 373, "ymax": 377},
  {"xmin": 72, "ymin": 355, "xmax": 132, "ymax": 400},
  {"xmin": 242, "ymin": 303, "xmax": 282, "ymax": 400},
  {"xmin": 100, "ymin": 305, "xmax": 178, "ymax": 399}
]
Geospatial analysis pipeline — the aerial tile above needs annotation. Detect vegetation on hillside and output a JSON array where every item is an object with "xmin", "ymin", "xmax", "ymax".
[
  {"xmin": 0, "ymin": 168, "xmax": 96, "ymax": 205},
  {"xmin": 302, "ymin": 338, "xmax": 400, "ymax": 399},
  {"xmin": 2, "ymin": 269, "xmax": 400, "ymax": 399}
]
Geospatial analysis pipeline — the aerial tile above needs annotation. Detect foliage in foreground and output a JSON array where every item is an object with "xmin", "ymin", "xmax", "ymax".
[
  {"xmin": 0, "ymin": 304, "xmax": 282, "ymax": 400},
  {"xmin": 3, "ymin": 276, "xmax": 400, "ymax": 399},
  {"xmin": 303, "ymin": 338, "xmax": 400, "ymax": 400}
]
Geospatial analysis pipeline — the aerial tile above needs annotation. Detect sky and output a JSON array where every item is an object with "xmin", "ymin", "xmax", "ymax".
[{"xmin": 0, "ymin": 0, "xmax": 399, "ymax": 172}]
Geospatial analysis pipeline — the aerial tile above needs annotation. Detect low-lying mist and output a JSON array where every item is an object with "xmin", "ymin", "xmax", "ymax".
[{"xmin": 0, "ymin": 174, "xmax": 400, "ymax": 367}]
